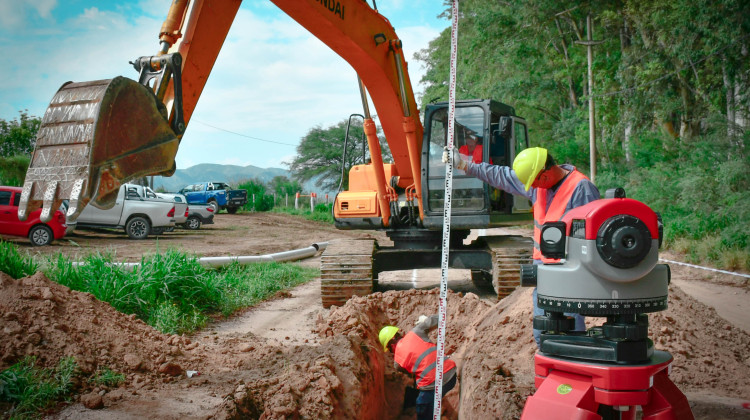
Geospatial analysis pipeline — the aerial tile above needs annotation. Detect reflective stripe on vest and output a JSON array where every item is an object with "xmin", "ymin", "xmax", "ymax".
[
  {"xmin": 393, "ymin": 331, "xmax": 457, "ymax": 389},
  {"xmin": 532, "ymin": 169, "xmax": 588, "ymax": 263}
]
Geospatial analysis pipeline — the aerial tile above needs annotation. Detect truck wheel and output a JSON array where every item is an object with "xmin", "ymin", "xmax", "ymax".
[
  {"xmin": 226, "ymin": 206, "xmax": 238, "ymax": 214},
  {"xmin": 126, "ymin": 217, "xmax": 150, "ymax": 240},
  {"xmin": 208, "ymin": 200, "xmax": 219, "ymax": 214},
  {"xmin": 29, "ymin": 225, "xmax": 53, "ymax": 246},
  {"xmin": 185, "ymin": 216, "xmax": 201, "ymax": 230},
  {"xmin": 151, "ymin": 227, "xmax": 164, "ymax": 235}
]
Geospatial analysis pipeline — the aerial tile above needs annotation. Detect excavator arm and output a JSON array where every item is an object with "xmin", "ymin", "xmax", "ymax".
[{"xmin": 20, "ymin": 0, "xmax": 423, "ymax": 227}]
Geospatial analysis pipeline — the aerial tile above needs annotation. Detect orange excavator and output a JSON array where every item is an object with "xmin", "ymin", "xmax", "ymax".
[{"xmin": 20, "ymin": 0, "xmax": 533, "ymax": 306}]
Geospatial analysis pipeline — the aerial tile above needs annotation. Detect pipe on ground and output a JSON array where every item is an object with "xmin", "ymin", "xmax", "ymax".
[{"xmin": 73, "ymin": 242, "xmax": 328, "ymax": 271}]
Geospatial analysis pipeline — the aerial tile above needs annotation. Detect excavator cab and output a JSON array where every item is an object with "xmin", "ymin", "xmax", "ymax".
[{"xmin": 421, "ymin": 99, "xmax": 533, "ymax": 230}]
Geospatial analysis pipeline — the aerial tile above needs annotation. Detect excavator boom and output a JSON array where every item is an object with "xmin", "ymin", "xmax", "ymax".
[
  {"xmin": 19, "ymin": 0, "xmax": 535, "ymax": 307},
  {"xmin": 20, "ymin": 0, "xmax": 422, "ymax": 226}
]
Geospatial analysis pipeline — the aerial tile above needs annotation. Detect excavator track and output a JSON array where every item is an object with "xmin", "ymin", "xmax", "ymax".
[
  {"xmin": 484, "ymin": 235, "xmax": 533, "ymax": 300},
  {"xmin": 320, "ymin": 239, "xmax": 376, "ymax": 308}
]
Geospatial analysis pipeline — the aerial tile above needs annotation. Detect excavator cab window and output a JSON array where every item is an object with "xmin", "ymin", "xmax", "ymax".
[
  {"xmin": 488, "ymin": 115, "xmax": 511, "ymax": 211},
  {"xmin": 425, "ymin": 106, "xmax": 485, "ymax": 212}
]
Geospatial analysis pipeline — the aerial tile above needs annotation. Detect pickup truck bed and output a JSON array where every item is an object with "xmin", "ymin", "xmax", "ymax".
[
  {"xmin": 182, "ymin": 204, "xmax": 215, "ymax": 230},
  {"xmin": 180, "ymin": 182, "xmax": 247, "ymax": 214},
  {"xmin": 74, "ymin": 184, "xmax": 179, "ymax": 239}
]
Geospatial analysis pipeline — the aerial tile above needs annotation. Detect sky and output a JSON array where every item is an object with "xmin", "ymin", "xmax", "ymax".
[{"xmin": 0, "ymin": 0, "xmax": 449, "ymax": 170}]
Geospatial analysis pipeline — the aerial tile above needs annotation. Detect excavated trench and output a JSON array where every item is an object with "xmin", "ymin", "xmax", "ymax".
[
  {"xmin": 225, "ymin": 284, "xmax": 750, "ymax": 419},
  {"xmin": 227, "ymin": 288, "xmax": 536, "ymax": 419},
  {"xmin": 2, "ymin": 270, "xmax": 749, "ymax": 419}
]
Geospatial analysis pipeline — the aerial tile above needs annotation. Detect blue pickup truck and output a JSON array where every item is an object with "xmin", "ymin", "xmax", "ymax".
[{"xmin": 178, "ymin": 182, "xmax": 248, "ymax": 214}]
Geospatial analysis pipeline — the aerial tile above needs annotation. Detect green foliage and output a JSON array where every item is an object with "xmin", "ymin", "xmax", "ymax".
[
  {"xmin": 595, "ymin": 130, "xmax": 749, "ymax": 270},
  {"xmin": 0, "ymin": 240, "xmax": 39, "ymax": 279},
  {"xmin": 43, "ymin": 249, "xmax": 318, "ymax": 334},
  {"xmin": 217, "ymin": 261, "xmax": 319, "ymax": 310},
  {"xmin": 288, "ymin": 119, "xmax": 390, "ymax": 192},
  {"xmin": 238, "ymin": 179, "xmax": 275, "ymax": 212},
  {"xmin": 273, "ymin": 203, "xmax": 334, "ymax": 224},
  {"xmin": 90, "ymin": 367, "xmax": 125, "ymax": 388},
  {"xmin": 269, "ymin": 176, "xmax": 302, "ymax": 200},
  {"xmin": 0, "ymin": 357, "xmax": 77, "ymax": 419},
  {"xmin": 0, "ymin": 111, "xmax": 40, "ymax": 157},
  {"xmin": 415, "ymin": 0, "xmax": 749, "ymax": 270},
  {"xmin": 0, "ymin": 155, "xmax": 30, "ymax": 187}
]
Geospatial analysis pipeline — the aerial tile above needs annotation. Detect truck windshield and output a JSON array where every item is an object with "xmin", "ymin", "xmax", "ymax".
[{"xmin": 426, "ymin": 106, "xmax": 486, "ymax": 212}]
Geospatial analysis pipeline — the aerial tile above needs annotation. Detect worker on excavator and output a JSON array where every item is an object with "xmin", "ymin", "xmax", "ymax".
[
  {"xmin": 458, "ymin": 129, "xmax": 483, "ymax": 164},
  {"xmin": 379, "ymin": 314, "xmax": 457, "ymax": 419},
  {"xmin": 445, "ymin": 147, "xmax": 600, "ymax": 346}
]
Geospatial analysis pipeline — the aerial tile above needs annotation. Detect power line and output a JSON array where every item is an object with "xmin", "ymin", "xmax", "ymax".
[{"xmin": 192, "ymin": 119, "xmax": 298, "ymax": 146}]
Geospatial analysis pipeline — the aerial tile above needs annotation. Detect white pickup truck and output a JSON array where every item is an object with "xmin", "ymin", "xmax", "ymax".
[{"xmin": 74, "ymin": 184, "xmax": 186, "ymax": 239}]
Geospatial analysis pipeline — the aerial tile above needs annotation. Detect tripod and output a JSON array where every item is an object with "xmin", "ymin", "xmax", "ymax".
[{"xmin": 521, "ymin": 319, "xmax": 695, "ymax": 420}]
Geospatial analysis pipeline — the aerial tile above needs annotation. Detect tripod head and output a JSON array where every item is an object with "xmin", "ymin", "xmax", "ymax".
[{"xmin": 522, "ymin": 188, "xmax": 671, "ymax": 363}]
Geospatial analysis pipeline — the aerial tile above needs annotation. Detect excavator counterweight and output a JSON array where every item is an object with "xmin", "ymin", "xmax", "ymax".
[{"xmin": 19, "ymin": 77, "xmax": 179, "ymax": 222}]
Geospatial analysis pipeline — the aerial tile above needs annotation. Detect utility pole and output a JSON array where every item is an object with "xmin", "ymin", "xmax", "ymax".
[{"xmin": 576, "ymin": 13, "xmax": 603, "ymax": 183}]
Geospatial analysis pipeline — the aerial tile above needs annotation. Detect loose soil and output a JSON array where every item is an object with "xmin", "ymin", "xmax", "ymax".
[{"xmin": 1, "ymin": 213, "xmax": 749, "ymax": 419}]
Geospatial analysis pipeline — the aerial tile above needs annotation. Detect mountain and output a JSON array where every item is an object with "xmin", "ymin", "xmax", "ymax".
[{"xmin": 151, "ymin": 163, "xmax": 331, "ymax": 195}]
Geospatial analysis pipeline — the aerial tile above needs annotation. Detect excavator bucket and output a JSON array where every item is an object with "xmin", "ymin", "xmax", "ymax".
[{"xmin": 18, "ymin": 77, "xmax": 180, "ymax": 222}]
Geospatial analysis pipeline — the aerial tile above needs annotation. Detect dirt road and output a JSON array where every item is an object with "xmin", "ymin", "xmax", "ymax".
[{"xmin": 1, "ymin": 212, "xmax": 748, "ymax": 419}]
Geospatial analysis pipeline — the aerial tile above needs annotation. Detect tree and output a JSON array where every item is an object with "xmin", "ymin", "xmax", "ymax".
[
  {"xmin": 0, "ymin": 111, "xmax": 41, "ymax": 157},
  {"xmin": 0, "ymin": 111, "xmax": 41, "ymax": 186},
  {"xmin": 238, "ymin": 179, "xmax": 274, "ymax": 212},
  {"xmin": 269, "ymin": 176, "xmax": 302, "ymax": 206},
  {"xmin": 288, "ymin": 118, "xmax": 390, "ymax": 192},
  {"xmin": 0, "ymin": 155, "xmax": 30, "ymax": 187},
  {"xmin": 415, "ymin": 0, "xmax": 750, "ymax": 169}
]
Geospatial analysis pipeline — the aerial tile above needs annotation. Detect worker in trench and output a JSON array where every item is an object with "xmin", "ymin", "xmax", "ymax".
[
  {"xmin": 379, "ymin": 314, "xmax": 457, "ymax": 420},
  {"xmin": 445, "ymin": 146, "xmax": 600, "ymax": 346}
]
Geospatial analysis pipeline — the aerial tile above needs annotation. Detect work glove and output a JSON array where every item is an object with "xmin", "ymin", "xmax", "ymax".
[{"xmin": 441, "ymin": 147, "xmax": 468, "ymax": 171}]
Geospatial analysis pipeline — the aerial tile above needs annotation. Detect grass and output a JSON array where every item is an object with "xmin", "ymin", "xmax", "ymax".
[
  {"xmin": 0, "ymin": 357, "xmax": 77, "ymax": 420},
  {"xmin": 90, "ymin": 367, "xmax": 125, "ymax": 388},
  {"xmin": 273, "ymin": 202, "xmax": 334, "ymax": 224},
  {"xmin": 42, "ymin": 248, "xmax": 318, "ymax": 335},
  {"xmin": 0, "ymin": 242, "xmax": 318, "ymax": 418},
  {"xmin": 0, "ymin": 240, "xmax": 38, "ymax": 279}
]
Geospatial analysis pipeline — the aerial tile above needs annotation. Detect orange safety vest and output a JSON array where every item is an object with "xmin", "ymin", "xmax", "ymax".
[
  {"xmin": 459, "ymin": 144, "xmax": 483, "ymax": 164},
  {"xmin": 532, "ymin": 169, "xmax": 589, "ymax": 263},
  {"xmin": 394, "ymin": 331, "xmax": 456, "ymax": 389}
]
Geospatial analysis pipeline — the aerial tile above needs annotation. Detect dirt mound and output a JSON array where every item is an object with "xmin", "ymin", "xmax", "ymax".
[
  {"xmin": 650, "ymin": 285, "xmax": 750, "ymax": 399},
  {"xmin": 0, "ymin": 272, "xmax": 197, "ymax": 378}
]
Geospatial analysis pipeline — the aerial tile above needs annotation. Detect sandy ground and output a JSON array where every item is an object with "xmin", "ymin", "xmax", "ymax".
[{"xmin": 1, "ymin": 212, "xmax": 749, "ymax": 419}]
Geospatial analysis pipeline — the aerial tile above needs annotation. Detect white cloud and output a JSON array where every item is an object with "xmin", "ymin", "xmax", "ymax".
[
  {"xmin": 0, "ymin": 0, "xmax": 57, "ymax": 27},
  {"xmin": 28, "ymin": 0, "xmax": 56, "ymax": 19}
]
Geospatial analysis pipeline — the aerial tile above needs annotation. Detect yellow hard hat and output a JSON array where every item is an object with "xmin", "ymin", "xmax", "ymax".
[
  {"xmin": 379, "ymin": 326, "xmax": 400, "ymax": 351},
  {"xmin": 513, "ymin": 147, "xmax": 548, "ymax": 191}
]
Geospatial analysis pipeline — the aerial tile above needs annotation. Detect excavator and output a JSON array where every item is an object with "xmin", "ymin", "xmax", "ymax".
[{"xmin": 19, "ymin": 0, "xmax": 534, "ymax": 307}]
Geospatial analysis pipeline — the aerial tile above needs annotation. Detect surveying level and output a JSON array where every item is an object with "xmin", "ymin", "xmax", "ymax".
[{"xmin": 520, "ymin": 188, "xmax": 694, "ymax": 420}]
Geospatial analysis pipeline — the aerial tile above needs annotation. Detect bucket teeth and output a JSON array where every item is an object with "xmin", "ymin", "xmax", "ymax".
[{"xmin": 19, "ymin": 77, "xmax": 179, "ymax": 222}]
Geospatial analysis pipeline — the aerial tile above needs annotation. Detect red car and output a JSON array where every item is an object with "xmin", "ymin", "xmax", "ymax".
[{"xmin": 0, "ymin": 186, "xmax": 67, "ymax": 246}]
